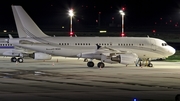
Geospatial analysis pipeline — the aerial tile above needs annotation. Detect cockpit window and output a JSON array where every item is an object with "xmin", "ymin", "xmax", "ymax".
[{"xmin": 162, "ymin": 43, "xmax": 167, "ymax": 46}]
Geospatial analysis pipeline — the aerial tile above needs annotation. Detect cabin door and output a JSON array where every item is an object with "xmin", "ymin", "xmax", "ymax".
[{"xmin": 151, "ymin": 39, "xmax": 156, "ymax": 51}]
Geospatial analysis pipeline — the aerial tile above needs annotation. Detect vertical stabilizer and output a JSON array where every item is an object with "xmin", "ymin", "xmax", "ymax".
[{"xmin": 12, "ymin": 5, "xmax": 49, "ymax": 38}]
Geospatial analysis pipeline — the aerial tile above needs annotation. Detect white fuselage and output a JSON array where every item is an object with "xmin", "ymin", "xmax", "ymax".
[
  {"xmin": 9, "ymin": 37, "xmax": 176, "ymax": 60},
  {"xmin": 0, "ymin": 38, "xmax": 15, "ymax": 56}
]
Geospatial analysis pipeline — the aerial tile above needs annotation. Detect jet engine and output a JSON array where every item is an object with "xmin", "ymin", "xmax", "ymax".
[
  {"xmin": 111, "ymin": 53, "xmax": 139, "ymax": 65},
  {"xmin": 29, "ymin": 52, "xmax": 52, "ymax": 60},
  {"xmin": 77, "ymin": 52, "xmax": 101, "ymax": 59}
]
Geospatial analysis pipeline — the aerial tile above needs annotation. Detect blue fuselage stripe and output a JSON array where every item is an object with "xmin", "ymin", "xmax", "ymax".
[{"xmin": 0, "ymin": 46, "xmax": 14, "ymax": 49}]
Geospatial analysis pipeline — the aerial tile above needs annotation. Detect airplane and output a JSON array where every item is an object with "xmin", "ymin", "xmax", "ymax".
[
  {"xmin": 8, "ymin": 5, "xmax": 176, "ymax": 68},
  {"xmin": 0, "ymin": 36, "xmax": 52, "ymax": 63},
  {"xmin": 0, "ymin": 37, "xmax": 30, "ymax": 62}
]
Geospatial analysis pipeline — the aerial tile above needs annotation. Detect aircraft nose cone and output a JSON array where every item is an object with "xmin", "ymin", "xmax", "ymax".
[
  {"xmin": 169, "ymin": 46, "xmax": 176, "ymax": 56},
  {"xmin": 171, "ymin": 48, "xmax": 176, "ymax": 55}
]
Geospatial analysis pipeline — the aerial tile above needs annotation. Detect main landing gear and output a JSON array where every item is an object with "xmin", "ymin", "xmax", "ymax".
[
  {"xmin": 87, "ymin": 61, "xmax": 105, "ymax": 68},
  {"xmin": 11, "ymin": 57, "xmax": 24, "ymax": 63}
]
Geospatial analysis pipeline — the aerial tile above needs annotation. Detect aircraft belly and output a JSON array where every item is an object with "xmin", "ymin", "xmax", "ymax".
[{"xmin": 16, "ymin": 44, "xmax": 93, "ymax": 58}]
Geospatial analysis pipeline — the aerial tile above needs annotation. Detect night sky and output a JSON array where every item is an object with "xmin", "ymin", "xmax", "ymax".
[{"xmin": 0, "ymin": 0, "xmax": 180, "ymax": 31}]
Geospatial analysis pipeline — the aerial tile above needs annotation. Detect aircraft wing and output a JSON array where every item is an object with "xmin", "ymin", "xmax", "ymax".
[
  {"xmin": 77, "ymin": 44, "xmax": 133, "ymax": 59},
  {"xmin": 18, "ymin": 39, "xmax": 60, "ymax": 47},
  {"xmin": 19, "ymin": 40, "xmax": 34, "ymax": 44},
  {"xmin": 95, "ymin": 45, "xmax": 131, "ymax": 56},
  {"xmin": 13, "ymin": 45, "xmax": 35, "ymax": 54}
]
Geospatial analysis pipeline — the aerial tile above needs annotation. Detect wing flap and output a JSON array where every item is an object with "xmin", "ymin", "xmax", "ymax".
[{"xmin": 96, "ymin": 46, "xmax": 131, "ymax": 56}]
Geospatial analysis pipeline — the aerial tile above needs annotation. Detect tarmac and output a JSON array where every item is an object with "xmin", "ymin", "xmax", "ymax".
[{"xmin": 0, "ymin": 56, "xmax": 180, "ymax": 101}]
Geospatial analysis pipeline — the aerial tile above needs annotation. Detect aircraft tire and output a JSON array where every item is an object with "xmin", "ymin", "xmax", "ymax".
[
  {"xmin": 97, "ymin": 62, "xmax": 105, "ymax": 68},
  {"xmin": 17, "ymin": 58, "xmax": 23, "ymax": 63},
  {"xmin": 87, "ymin": 61, "xmax": 94, "ymax": 67},
  {"xmin": 175, "ymin": 94, "xmax": 180, "ymax": 101},
  {"xmin": 148, "ymin": 63, "xmax": 153, "ymax": 67},
  {"xmin": 11, "ymin": 57, "xmax": 17, "ymax": 62}
]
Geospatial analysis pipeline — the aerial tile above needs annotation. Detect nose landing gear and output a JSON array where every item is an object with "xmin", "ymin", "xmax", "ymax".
[{"xmin": 136, "ymin": 58, "xmax": 153, "ymax": 67}]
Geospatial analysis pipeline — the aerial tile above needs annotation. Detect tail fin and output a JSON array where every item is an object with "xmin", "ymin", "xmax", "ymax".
[{"xmin": 11, "ymin": 5, "xmax": 49, "ymax": 38}]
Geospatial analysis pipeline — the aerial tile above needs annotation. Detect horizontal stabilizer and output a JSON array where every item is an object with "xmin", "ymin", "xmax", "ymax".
[{"xmin": 19, "ymin": 40, "xmax": 35, "ymax": 44}]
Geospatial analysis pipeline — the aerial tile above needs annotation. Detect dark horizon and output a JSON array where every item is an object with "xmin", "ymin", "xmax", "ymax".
[{"xmin": 0, "ymin": 0, "xmax": 180, "ymax": 32}]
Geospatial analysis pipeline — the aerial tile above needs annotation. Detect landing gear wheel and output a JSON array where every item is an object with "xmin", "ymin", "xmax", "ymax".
[
  {"xmin": 11, "ymin": 57, "xmax": 17, "ymax": 62},
  {"xmin": 175, "ymin": 94, "xmax": 180, "ymax": 101},
  {"xmin": 148, "ymin": 63, "xmax": 153, "ymax": 67},
  {"xmin": 87, "ymin": 61, "xmax": 94, "ymax": 67},
  {"xmin": 139, "ymin": 61, "xmax": 142, "ymax": 67},
  {"xmin": 97, "ymin": 62, "xmax": 105, "ymax": 68},
  {"xmin": 17, "ymin": 58, "xmax": 23, "ymax": 63}
]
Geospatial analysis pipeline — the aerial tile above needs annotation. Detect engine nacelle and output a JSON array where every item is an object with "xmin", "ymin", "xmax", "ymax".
[
  {"xmin": 29, "ymin": 52, "xmax": 52, "ymax": 60},
  {"xmin": 77, "ymin": 52, "xmax": 101, "ymax": 59},
  {"xmin": 111, "ymin": 53, "xmax": 139, "ymax": 65}
]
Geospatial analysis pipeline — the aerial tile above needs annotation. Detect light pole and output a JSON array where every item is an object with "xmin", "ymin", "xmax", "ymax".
[
  {"xmin": 119, "ymin": 10, "xmax": 125, "ymax": 37},
  {"xmin": 98, "ymin": 12, "xmax": 101, "ymax": 28},
  {"xmin": 69, "ymin": 9, "xmax": 74, "ymax": 37}
]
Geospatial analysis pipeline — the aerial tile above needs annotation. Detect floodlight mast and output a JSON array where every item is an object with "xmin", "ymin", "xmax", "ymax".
[
  {"xmin": 69, "ymin": 9, "xmax": 74, "ymax": 37},
  {"xmin": 119, "ymin": 10, "xmax": 125, "ymax": 37}
]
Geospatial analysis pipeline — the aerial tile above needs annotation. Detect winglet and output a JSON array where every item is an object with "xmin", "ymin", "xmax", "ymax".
[
  {"xmin": 8, "ymin": 34, "xmax": 13, "ymax": 39},
  {"xmin": 96, "ymin": 44, "xmax": 101, "ymax": 49}
]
